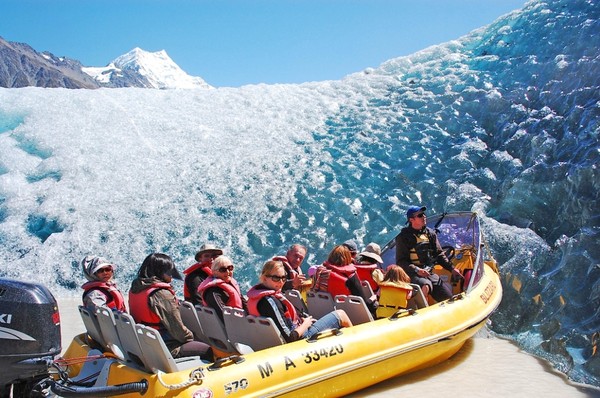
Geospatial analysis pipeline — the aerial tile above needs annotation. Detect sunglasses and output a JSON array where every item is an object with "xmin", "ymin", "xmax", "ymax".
[
  {"xmin": 266, "ymin": 274, "xmax": 287, "ymax": 283},
  {"xmin": 413, "ymin": 213, "xmax": 426, "ymax": 218},
  {"xmin": 96, "ymin": 267, "xmax": 113, "ymax": 274},
  {"xmin": 218, "ymin": 265, "xmax": 234, "ymax": 273}
]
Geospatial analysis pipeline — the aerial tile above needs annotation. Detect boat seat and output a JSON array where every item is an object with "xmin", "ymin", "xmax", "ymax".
[
  {"xmin": 360, "ymin": 280, "xmax": 376, "ymax": 299},
  {"xmin": 113, "ymin": 312, "xmax": 148, "ymax": 370},
  {"xmin": 70, "ymin": 349, "xmax": 115, "ymax": 385},
  {"xmin": 95, "ymin": 306, "xmax": 125, "ymax": 360},
  {"xmin": 179, "ymin": 301, "xmax": 209, "ymax": 344},
  {"xmin": 135, "ymin": 324, "xmax": 206, "ymax": 373},
  {"xmin": 283, "ymin": 289, "xmax": 309, "ymax": 315},
  {"xmin": 78, "ymin": 305, "xmax": 106, "ymax": 348},
  {"xmin": 195, "ymin": 304, "xmax": 238, "ymax": 354},
  {"xmin": 306, "ymin": 291, "xmax": 336, "ymax": 318},
  {"xmin": 334, "ymin": 295, "xmax": 374, "ymax": 325},
  {"xmin": 223, "ymin": 307, "xmax": 285, "ymax": 352},
  {"xmin": 407, "ymin": 284, "xmax": 428, "ymax": 309}
]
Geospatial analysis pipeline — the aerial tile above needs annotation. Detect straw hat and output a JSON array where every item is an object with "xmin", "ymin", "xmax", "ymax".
[
  {"xmin": 195, "ymin": 243, "xmax": 224, "ymax": 262},
  {"xmin": 358, "ymin": 242, "xmax": 383, "ymax": 264}
]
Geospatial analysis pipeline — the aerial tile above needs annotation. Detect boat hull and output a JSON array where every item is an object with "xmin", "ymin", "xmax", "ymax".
[{"xmin": 63, "ymin": 261, "xmax": 501, "ymax": 397}]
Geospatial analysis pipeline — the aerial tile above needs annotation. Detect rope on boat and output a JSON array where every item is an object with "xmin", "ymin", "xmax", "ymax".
[
  {"xmin": 156, "ymin": 368, "xmax": 205, "ymax": 390},
  {"xmin": 54, "ymin": 353, "xmax": 110, "ymax": 367}
]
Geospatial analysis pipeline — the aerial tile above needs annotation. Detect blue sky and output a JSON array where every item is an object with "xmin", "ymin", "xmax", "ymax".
[{"xmin": 2, "ymin": 0, "xmax": 528, "ymax": 87}]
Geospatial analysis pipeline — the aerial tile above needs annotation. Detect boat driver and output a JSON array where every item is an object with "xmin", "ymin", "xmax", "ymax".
[{"xmin": 395, "ymin": 205, "xmax": 462, "ymax": 302}]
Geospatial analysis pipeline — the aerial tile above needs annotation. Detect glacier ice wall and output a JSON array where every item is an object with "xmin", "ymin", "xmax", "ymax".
[{"xmin": 0, "ymin": 0, "xmax": 598, "ymax": 386}]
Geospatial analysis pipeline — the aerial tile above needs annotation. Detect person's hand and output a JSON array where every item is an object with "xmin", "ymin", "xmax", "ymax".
[
  {"xmin": 417, "ymin": 268, "xmax": 430, "ymax": 277},
  {"xmin": 452, "ymin": 268, "xmax": 464, "ymax": 280},
  {"xmin": 292, "ymin": 273, "xmax": 305, "ymax": 289}
]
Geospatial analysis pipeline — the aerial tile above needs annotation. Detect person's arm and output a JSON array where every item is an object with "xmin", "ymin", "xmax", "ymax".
[
  {"xmin": 257, "ymin": 297, "xmax": 304, "ymax": 342},
  {"xmin": 204, "ymin": 287, "xmax": 229, "ymax": 323},
  {"xmin": 83, "ymin": 289, "xmax": 108, "ymax": 308},
  {"xmin": 282, "ymin": 266, "xmax": 295, "ymax": 291},
  {"xmin": 185, "ymin": 274, "xmax": 204, "ymax": 305},
  {"xmin": 241, "ymin": 293, "xmax": 248, "ymax": 313},
  {"xmin": 149, "ymin": 290, "xmax": 193, "ymax": 343},
  {"xmin": 282, "ymin": 263, "xmax": 305, "ymax": 291},
  {"xmin": 346, "ymin": 273, "xmax": 378, "ymax": 314},
  {"xmin": 372, "ymin": 268, "xmax": 384, "ymax": 285},
  {"xmin": 430, "ymin": 230, "xmax": 463, "ymax": 279}
]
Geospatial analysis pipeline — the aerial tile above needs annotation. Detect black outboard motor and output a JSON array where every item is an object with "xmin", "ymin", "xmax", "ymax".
[{"xmin": 0, "ymin": 278, "xmax": 61, "ymax": 397}]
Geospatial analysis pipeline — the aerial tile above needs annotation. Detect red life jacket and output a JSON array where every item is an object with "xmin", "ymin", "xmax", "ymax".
[
  {"xmin": 128, "ymin": 282, "xmax": 175, "ymax": 329},
  {"xmin": 272, "ymin": 256, "xmax": 301, "ymax": 278},
  {"xmin": 197, "ymin": 277, "xmax": 244, "ymax": 308},
  {"xmin": 182, "ymin": 262, "xmax": 213, "ymax": 300},
  {"xmin": 314, "ymin": 261, "xmax": 357, "ymax": 297},
  {"xmin": 354, "ymin": 262, "xmax": 379, "ymax": 292},
  {"xmin": 81, "ymin": 281, "xmax": 127, "ymax": 312},
  {"xmin": 246, "ymin": 286, "xmax": 298, "ymax": 323}
]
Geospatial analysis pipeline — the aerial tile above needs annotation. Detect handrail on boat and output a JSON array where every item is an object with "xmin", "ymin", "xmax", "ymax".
[
  {"xmin": 389, "ymin": 308, "xmax": 417, "ymax": 321},
  {"xmin": 307, "ymin": 328, "xmax": 343, "ymax": 343},
  {"xmin": 207, "ymin": 355, "xmax": 245, "ymax": 371}
]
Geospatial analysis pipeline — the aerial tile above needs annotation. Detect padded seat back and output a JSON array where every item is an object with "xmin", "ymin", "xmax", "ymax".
[
  {"xmin": 306, "ymin": 291, "xmax": 335, "ymax": 318},
  {"xmin": 223, "ymin": 307, "xmax": 285, "ymax": 352},
  {"xmin": 95, "ymin": 306, "xmax": 125, "ymax": 360},
  {"xmin": 196, "ymin": 304, "xmax": 238, "ymax": 353},
  {"xmin": 179, "ymin": 301, "xmax": 209, "ymax": 344},
  {"xmin": 407, "ymin": 284, "xmax": 428, "ymax": 309},
  {"xmin": 283, "ymin": 289, "xmax": 309, "ymax": 315},
  {"xmin": 334, "ymin": 295, "xmax": 373, "ymax": 325},
  {"xmin": 135, "ymin": 324, "xmax": 205, "ymax": 373},
  {"xmin": 78, "ymin": 305, "xmax": 106, "ymax": 348},
  {"xmin": 113, "ymin": 312, "xmax": 148, "ymax": 370}
]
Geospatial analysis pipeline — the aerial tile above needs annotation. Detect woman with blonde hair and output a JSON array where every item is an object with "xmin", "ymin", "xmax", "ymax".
[
  {"xmin": 247, "ymin": 260, "xmax": 352, "ymax": 342},
  {"xmin": 197, "ymin": 255, "xmax": 247, "ymax": 322}
]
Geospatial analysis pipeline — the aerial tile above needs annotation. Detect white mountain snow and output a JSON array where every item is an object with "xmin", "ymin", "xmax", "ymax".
[{"xmin": 82, "ymin": 47, "xmax": 212, "ymax": 89}]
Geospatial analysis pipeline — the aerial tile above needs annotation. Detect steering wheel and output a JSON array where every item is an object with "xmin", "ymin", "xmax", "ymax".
[{"xmin": 442, "ymin": 245, "xmax": 455, "ymax": 261}]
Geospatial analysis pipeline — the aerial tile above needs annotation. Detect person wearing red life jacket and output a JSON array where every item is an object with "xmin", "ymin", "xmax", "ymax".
[
  {"xmin": 183, "ymin": 243, "xmax": 223, "ymax": 305},
  {"xmin": 272, "ymin": 243, "xmax": 307, "ymax": 291},
  {"xmin": 312, "ymin": 245, "xmax": 379, "ymax": 317},
  {"xmin": 247, "ymin": 260, "xmax": 352, "ymax": 342},
  {"xmin": 354, "ymin": 242, "xmax": 384, "ymax": 294},
  {"xmin": 81, "ymin": 255, "xmax": 127, "ymax": 313},
  {"xmin": 129, "ymin": 253, "xmax": 212, "ymax": 361},
  {"xmin": 197, "ymin": 255, "xmax": 247, "ymax": 322}
]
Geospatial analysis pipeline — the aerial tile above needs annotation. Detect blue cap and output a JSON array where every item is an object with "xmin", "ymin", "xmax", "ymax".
[{"xmin": 406, "ymin": 206, "xmax": 427, "ymax": 220}]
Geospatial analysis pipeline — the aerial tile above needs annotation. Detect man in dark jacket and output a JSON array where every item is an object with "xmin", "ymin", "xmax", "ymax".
[{"xmin": 395, "ymin": 206, "xmax": 462, "ymax": 302}]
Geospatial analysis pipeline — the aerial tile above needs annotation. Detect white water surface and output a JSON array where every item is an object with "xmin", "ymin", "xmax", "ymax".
[{"xmin": 57, "ymin": 298, "xmax": 599, "ymax": 398}]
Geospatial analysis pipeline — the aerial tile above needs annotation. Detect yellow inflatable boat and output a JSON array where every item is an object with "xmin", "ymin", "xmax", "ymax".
[{"xmin": 55, "ymin": 211, "xmax": 502, "ymax": 397}]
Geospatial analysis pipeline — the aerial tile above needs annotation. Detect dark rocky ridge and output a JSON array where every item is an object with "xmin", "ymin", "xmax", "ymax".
[{"xmin": 0, "ymin": 37, "xmax": 100, "ymax": 89}]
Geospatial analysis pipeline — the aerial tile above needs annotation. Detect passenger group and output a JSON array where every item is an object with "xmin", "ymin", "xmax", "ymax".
[{"xmin": 80, "ymin": 204, "xmax": 462, "ymax": 362}]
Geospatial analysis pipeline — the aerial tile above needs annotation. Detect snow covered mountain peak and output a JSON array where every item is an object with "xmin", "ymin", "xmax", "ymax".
[
  {"xmin": 83, "ymin": 47, "xmax": 212, "ymax": 89},
  {"xmin": 112, "ymin": 47, "xmax": 212, "ymax": 89}
]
